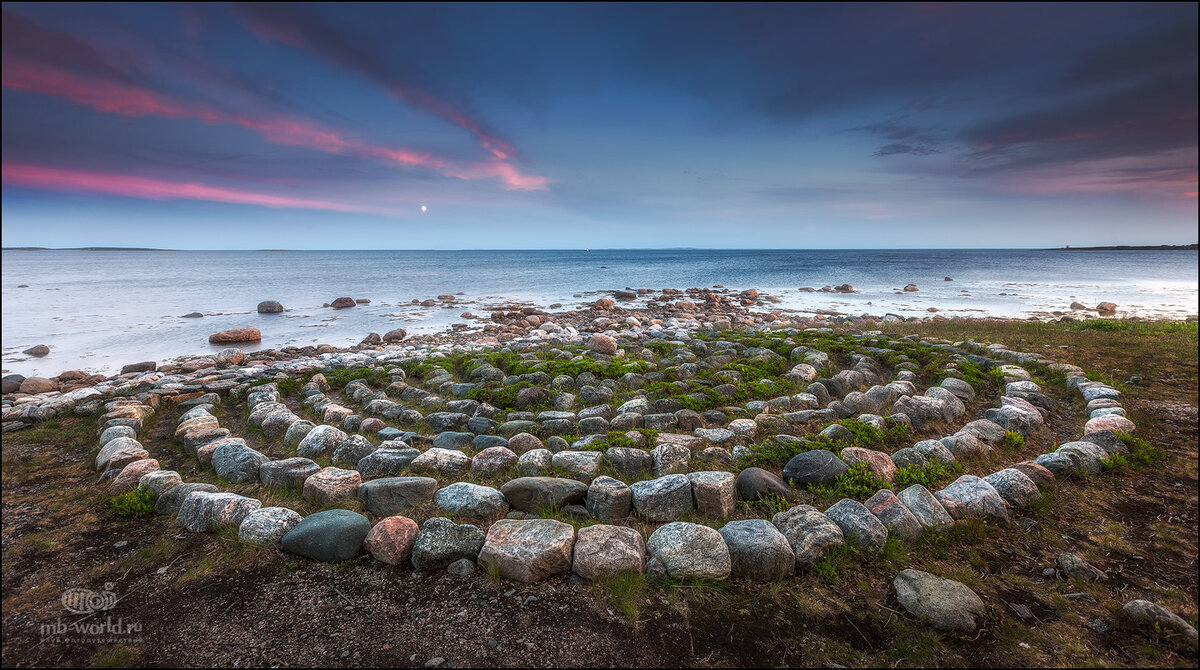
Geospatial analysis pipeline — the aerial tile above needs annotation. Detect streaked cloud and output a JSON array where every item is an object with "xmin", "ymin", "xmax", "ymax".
[{"xmin": 2, "ymin": 162, "xmax": 393, "ymax": 213}]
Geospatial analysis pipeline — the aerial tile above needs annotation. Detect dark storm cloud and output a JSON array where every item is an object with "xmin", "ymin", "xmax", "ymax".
[
  {"xmin": 963, "ymin": 73, "xmax": 1198, "ymax": 173},
  {"xmin": 849, "ymin": 120, "xmax": 944, "ymax": 157},
  {"xmin": 874, "ymin": 143, "xmax": 940, "ymax": 157},
  {"xmin": 1058, "ymin": 18, "xmax": 1197, "ymax": 90}
]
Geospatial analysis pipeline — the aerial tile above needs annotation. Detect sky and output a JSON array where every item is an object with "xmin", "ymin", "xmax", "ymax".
[{"xmin": 1, "ymin": 2, "xmax": 1196, "ymax": 249}]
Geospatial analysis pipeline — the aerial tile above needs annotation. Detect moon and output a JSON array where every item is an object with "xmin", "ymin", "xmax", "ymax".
[{"xmin": 420, "ymin": 205, "xmax": 428, "ymax": 213}]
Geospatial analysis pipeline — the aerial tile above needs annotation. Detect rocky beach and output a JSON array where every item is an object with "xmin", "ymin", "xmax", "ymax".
[
  {"xmin": 4, "ymin": 248, "xmax": 1197, "ymax": 380},
  {"xmin": 7, "ymin": 275, "xmax": 1197, "ymax": 389}
]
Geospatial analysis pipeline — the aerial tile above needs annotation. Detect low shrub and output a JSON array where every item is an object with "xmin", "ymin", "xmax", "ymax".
[
  {"xmin": 894, "ymin": 460, "xmax": 962, "ymax": 489},
  {"xmin": 837, "ymin": 419, "xmax": 884, "ymax": 448},
  {"xmin": 110, "ymin": 485, "xmax": 157, "ymax": 518},
  {"xmin": 808, "ymin": 543, "xmax": 859, "ymax": 582},
  {"xmin": 811, "ymin": 462, "xmax": 889, "ymax": 500},
  {"xmin": 998, "ymin": 430, "xmax": 1025, "ymax": 451},
  {"xmin": 1100, "ymin": 453, "xmax": 1129, "ymax": 472},
  {"xmin": 323, "ymin": 367, "xmax": 389, "ymax": 390},
  {"xmin": 737, "ymin": 437, "xmax": 825, "ymax": 470},
  {"xmin": 1115, "ymin": 432, "xmax": 1166, "ymax": 466}
]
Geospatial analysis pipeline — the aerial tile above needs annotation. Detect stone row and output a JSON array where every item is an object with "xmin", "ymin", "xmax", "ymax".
[{"xmin": 85, "ymin": 331, "xmax": 1136, "ymax": 591}]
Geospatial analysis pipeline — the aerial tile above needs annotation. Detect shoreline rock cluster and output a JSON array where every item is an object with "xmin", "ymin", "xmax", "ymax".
[
  {"xmin": 5, "ymin": 311, "xmax": 1191, "ymax": 640},
  {"xmin": 7, "ymin": 283, "xmax": 1171, "ymax": 381}
]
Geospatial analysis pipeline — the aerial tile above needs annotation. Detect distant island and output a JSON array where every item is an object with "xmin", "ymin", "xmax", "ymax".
[
  {"xmin": 2, "ymin": 246, "xmax": 171, "ymax": 251},
  {"xmin": 1041, "ymin": 243, "xmax": 1198, "ymax": 251}
]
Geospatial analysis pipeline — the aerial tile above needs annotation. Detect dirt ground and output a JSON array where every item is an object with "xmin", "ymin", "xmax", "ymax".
[{"xmin": 2, "ymin": 321, "xmax": 1197, "ymax": 668}]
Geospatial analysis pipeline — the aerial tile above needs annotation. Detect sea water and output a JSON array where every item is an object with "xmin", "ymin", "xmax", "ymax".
[{"xmin": 2, "ymin": 248, "xmax": 1196, "ymax": 377}]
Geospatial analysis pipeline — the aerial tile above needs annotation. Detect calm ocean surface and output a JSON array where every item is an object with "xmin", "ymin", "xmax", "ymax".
[{"xmin": 2, "ymin": 249, "xmax": 1196, "ymax": 377}]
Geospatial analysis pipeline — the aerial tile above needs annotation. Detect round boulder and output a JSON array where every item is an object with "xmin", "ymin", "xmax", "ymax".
[
  {"xmin": 572, "ymin": 524, "xmax": 645, "ymax": 580},
  {"xmin": 646, "ymin": 522, "xmax": 731, "ymax": 581},
  {"xmin": 19, "ymin": 377, "xmax": 57, "ymax": 394},
  {"xmin": 238, "ymin": 507, "xmax": 303, "ymax": 548},
  {"xmin": 281, "ymin": 509, "xmax": 371, "ymax": 562},
  {"xmin": 894, "ymin": 568, "xmax": 986, "ymax": 632},
  {"xmin": 363, "ymin": 516, "xmax": 420, "ymax": 566},
  {"xmin": 434, "ymin": 482, "xmax": 508, "ymax": 520},
  {"xmin": 411, "ymin": 517, "xmax": 487, "ymax": 570},
  {"xmin": 588, "ymin": 334, "xmax": 618, "ymax": 355},
  {"xmin": 477, "ymin": 518, "xmax": 576, "ymax": 583},
  {"xmin": 783, "ymin": 449, "xmax": 849, "ymax": 488},
  {"xmin": 718, "ymin": 519, "xmax": 794, "ymax": 581}
]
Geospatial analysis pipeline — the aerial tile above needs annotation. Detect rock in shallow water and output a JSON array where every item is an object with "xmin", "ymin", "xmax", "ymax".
[{"xmin": 208, "ymin": 327, "xmax": 261, "ymax": 344}]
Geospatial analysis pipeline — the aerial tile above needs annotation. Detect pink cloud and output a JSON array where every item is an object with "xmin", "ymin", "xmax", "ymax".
[
  {"xmin": 2, "ymin": 60, "xmax": 193, "ymax": 119},
  {"xmin": 3, "ymin": 58, "xmax": 542, "ymax": 187},
  {"xmin": 2, "ymin": 162, "xmax": 391, "ymax": 214},
  {"xmin": 3, "ymin": 10, "xmax": 547, "ymax": 191},
  {"xmin": 990, "ymin": 150, "xmax": 1199, "ymax": 201},
  {"xmin": 444, "ymin": 159, "xmax": 551, "ymax": 191},
  {"xmin": 232, "ymin": 4, "xmax": 547, "ymax": 188}
]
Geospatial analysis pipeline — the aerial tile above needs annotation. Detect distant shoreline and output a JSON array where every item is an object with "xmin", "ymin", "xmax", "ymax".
[
  {"xmin": 1, "ymin": 246, "xmax": 172, "ymax": 251},
  {"xmin": 4, "ymin": 245, "xmax": 1198, "ymax": 252},
  {"xmin": 1040, "ymin": 244, "xmax": 1198, "ymax": 252}
]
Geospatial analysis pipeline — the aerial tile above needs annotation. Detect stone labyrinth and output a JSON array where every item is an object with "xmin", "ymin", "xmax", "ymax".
[{"xmin": 79, "ymin": 327, "xmax": 1142, "ymax": 630}]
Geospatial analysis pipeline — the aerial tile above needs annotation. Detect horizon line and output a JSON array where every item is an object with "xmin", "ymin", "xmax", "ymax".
[{"xmin": 3, "ymin": 244, "xmax": 1198, "ymax": 252}]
